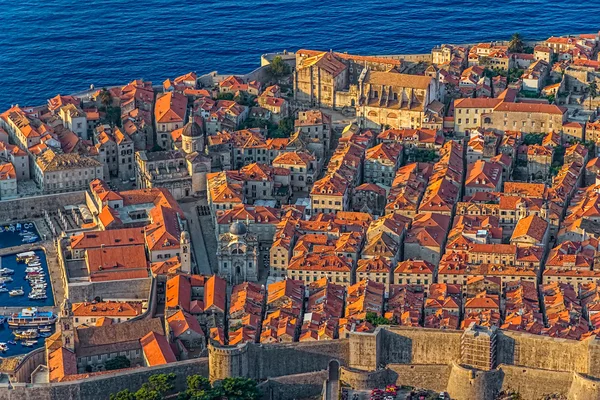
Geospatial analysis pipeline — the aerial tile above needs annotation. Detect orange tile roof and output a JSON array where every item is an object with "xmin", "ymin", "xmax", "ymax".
[
  {"xmin": 72, "ymin": 301, "xmax": 142, "ymax": 317},
  {"xmin": 511, "ymin": 214, "xmax": 548, "ymax": 243},
  {"xmin": 48, "ymin": 347, "xmax": 78, "ymax": 382},
  {"xmin": 0, "ymin": 163, "xmax": 16, "ymax": 181},
  {"xmin": 167, "ymin": 310, "xmax": 204, "ymax": 338},
  {"xmin": 141, "ymin": 331, "xmax": 177, "ymax": 366},
  {"xmin": 155, "ymin": 92, "xmax": 187, "ymax": 124},
  {"xmin": 85, "ymin": 245, "xmax": 148, "ymax": 282},
  {"xmin": 204, "ymin": 275, "xmax": 227, "ymax": 313},
  {"xmin": 494, "ymin": 102, "xmax": 567, "ymax": 115},
  {"xmin": 70, "ymin": 228, "xmax": 145, "ymax": 250},
  {"xmin": 394, "ymin": 259, "xmax": 435, "ymax": 275}
]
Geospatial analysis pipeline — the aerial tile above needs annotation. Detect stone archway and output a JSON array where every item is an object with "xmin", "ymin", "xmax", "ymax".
[{"xmin": 328, "ymin": 359, "xmax": 340, "ymax": 381}]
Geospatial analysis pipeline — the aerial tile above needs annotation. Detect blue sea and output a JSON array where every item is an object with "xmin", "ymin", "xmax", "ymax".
[{"xmin": 1, "ymin": 1, "xmax": 600, "ymax": 109}]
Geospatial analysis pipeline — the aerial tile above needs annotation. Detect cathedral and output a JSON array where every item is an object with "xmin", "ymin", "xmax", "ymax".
[{"xmin": 216, "ymin": 222, "xmax": 259, "ymax": 284}]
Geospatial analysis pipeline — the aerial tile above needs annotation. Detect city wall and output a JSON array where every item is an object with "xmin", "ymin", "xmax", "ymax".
[
  {"xmin": 4, "ymin": 326, "xmax": 600, "ymax": 399},
  {"xmin": 209, "ymin": 339, "xmax": 350, "ymax": 382},
  {"xmin": 257, "ymin": 370, "xmax": 328, "ymax": 400},
  {"xmin": 0, "ymin": 358, "xmax": 208, "ymax": 400},
  {"xmin": 66, "ymin": 277, "xmax": 151, "ymax": 303},
  {"xmin": 0, "ymin": 191, "xmax": 86, "ymax": 223}
]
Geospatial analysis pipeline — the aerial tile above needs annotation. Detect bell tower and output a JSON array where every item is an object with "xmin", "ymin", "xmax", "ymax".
[
  {"xmin": 59, "ymin": 298, "xmax": 75, "ymax": 352},
  {"xmin": 180, "ymin": 230, "xmax": 191, "ymax": 274}
]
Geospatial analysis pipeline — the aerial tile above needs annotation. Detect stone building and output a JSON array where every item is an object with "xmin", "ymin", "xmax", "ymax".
[
  {"xmin": 34, "ymin": 150, "xmax": 104, "ymax": 194},
  {"xmin": 293, "ymin": 52, "xmax": 349, "ymax": 109},
  {"xmin": 482, "ymin": 102, "xmax": 567, "ymax": 134},
  {"xmin": 216, "ymin": 222, "xmax": 259, "ymax": 284},
  {"xmin": 363, "ymin": 143, "xmax": 403, "ymax": 187},
  {"xmin": 59, "ymin": 104, "xmax": 88, "ymax": 140},
  {"xmin": 359, "ymin": 70, "xmax": 439, "ymax": 130},
  {"xmin": 136, "ymin": 118, "xmax": 210, "ymax": 199},
  {"xmin": 0, "ymin": 163, "xmax": 17, "ymax": 199},
  {"xmin": 154, "ymin": 92, "xmax": 187, "ymax": 149}
]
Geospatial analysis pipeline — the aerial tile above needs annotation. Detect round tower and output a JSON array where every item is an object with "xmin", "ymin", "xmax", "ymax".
[{"xmin": 208, "ymin": 343, "xmax": 250, "ymax": 382}]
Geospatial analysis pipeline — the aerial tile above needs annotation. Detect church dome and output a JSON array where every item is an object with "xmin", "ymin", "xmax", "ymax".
[
  {"xmin": 229, "ymin": 221, "xmax": 247, "ymax": 236},
  {"xmin": 182, "ymin": 119, "xmax": 203, "ymax": 138}
]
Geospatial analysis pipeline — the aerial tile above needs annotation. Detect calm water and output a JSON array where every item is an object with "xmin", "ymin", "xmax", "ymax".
[
  {"xmin": 0, "ymin": 249, "xmax": 55, "ymax": 356},
  {"xmin": 2, "ymin": 1, "xmax": 600, "ymax": 108},
  {"xmin": 0, "ymin": 223, "xmax": 40, "ymax": 249}
]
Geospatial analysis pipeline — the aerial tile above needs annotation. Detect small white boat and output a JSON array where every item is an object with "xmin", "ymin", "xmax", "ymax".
[
  {"xmin": 0, "ymin": 288, "xmax": 8, "ymax": 293},
  {"xmin": 16, "ymin": 223, "xmax": 21, "ymax": 230},
  {"xmin": 25, "ymin": 267, "xmax": 42, "ymax": 273},
  {"xmin": 24, "ymin": 223, "xmax": 32, "ymax": 229},
  {"xmin": 0, "ymin": 343, "xmax": 7, "ymax": 352},
  {"xmin": 0, "ymin": 277, "xmax": 13, "ymax": 284},
  {"xmin": 9, "ymin": 288, "xmax": 24, "ymax": 297},
  {"xmin": 0, "ymin": 268, "xmax": 14, "ymax": 275},
  {"xmin": 17, "ymin": 252, "xmax": 36, "ymax": 262}
]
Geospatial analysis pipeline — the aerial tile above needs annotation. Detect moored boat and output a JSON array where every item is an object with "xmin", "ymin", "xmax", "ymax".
[
  {"xmin": 0, "ymin": 268, "xmax": 14, "ymax": 275},
  {"xmin": 8, "ymin": 308, "xmax": 57, "ymax": 327},
  {"xmin": 16, "ymin": 252, "xmax": 36, "ymax": 262},
  {"xmin": 13, "ymin": 329, "xmax": 38, "ymax": 339},
  {"xmin": 9, "ymin": 288, "xmax": 24, "ymax": 297}
]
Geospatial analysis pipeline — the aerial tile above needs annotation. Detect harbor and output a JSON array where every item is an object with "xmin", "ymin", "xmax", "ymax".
[{"xmin": 0, "ymin": 222, "xmax": 58, "ymax": 357}]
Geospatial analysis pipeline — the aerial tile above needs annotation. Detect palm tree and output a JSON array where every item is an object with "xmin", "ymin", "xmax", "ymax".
[
  {"xmin": 509, "ymin": 33, "xmax": 524, "ymax": 53},
  {"xmin": 588, "ymin": 81, "xmax": 598, "ymax": 110}
]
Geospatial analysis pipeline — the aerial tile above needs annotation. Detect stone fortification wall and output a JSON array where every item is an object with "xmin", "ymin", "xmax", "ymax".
[
  {"xmin": 11, "ymin": 348, "xmax": 45, "ymax": 383},
  {"xmin": 380, "ymin": 327, "xmax": 462, "ymax": 365},
  {"xmin": 340, "ymin": 367, "xmax": 392, "ymax": 390},
  {"xmin": 67, "ymin": 277, "xmax": 151, "ymax": 303},
  {"xmin": 209, "ymin": 340, "xmax": 350, "ymax": 382},
  {"xmin": 497, "ymin": 331, "xmax": 590, "ymax": 374},
  {"xmin": 257, "ymin": 370, "xmax": 328, "ymax": 400},
  {"xmin": 387, "ymin": 364, "xmax": 451, "ymax": 393},
  {"xmin": 446, "ymin": 362, "xmax": 502, "ymax": 400},
  {"xmin": 568, "ymin": 372, "xmax": 600, "ymax": 400},
  {"xmin": 0, "ymin": 191, "xmax": 86, "ymax": 222},
  {"xmin": 0, "ymin": 358, "xmax": 208, "ymax": 400}
]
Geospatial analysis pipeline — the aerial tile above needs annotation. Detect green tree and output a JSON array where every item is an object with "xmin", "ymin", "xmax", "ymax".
[
  {"xmin": 110, "ymin": 389, "xmax": 136, "ymax": 400},
  {"xmin": 182, "ymin": 375, "xmax": 219, "ymax": 400},
  {"xmin": 134, "ymin": 387, "xmax": 162, "ymax": 400},
  {"xmin": 365, "ymin": 312, "xmax": 391, "ymax": 326},
  {"xmin": 277, "ymin": 117, "xmax": 295, "ymax": 137},
  {"xmin": 146, "ymin": 373, "xmax": 176, "ymax": 394},
  {"xmin": 104, "ymin": 106, "xmax": 122, "ymax": 127},
  {"xmin": 105, "ymin": 356, "xmax": 131, "ymax": 371},
  {"xmin": 99, "ymin": 88, "xmax": 112, "ymax": 108},
  {"xmin": 268, "ymin": 56, "xmax": 291, "ymax": 78},
  {"xmin": 187, "ymin": 375, "xmax": 212, "ymax": 392},
  {"xmin": 218, "ymin": 377, "xmax": 259, "ymax": 400},
  {"xmin": 523, "ymin": 133, "xmax": 544, "ymax": 145},
  {"xmin": 587, "ymin": 81, "xmax": 598, "ymax": 110},
  {"xmin": 217, "ymin": 92, "xmax": 234, "ymax": 101},
  {"xmin": 509, "ymin": 33, "xmax": 524, "ymax": 53}
]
